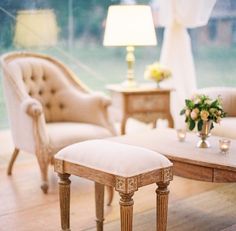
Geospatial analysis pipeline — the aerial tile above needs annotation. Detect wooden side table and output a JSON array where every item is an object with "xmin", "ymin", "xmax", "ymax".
[{"xmin": 106, "ymin": 84, "xmax": 174, "ymax": 135}]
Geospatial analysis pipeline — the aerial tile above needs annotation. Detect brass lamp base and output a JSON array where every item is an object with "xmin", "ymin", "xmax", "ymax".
[
  {"xmin": 122, "ymin": 79, "xmax": 137, "ymax": 88},
  {"xmin": 123, "ymin": 46, "xmax": 137, "ymax": 88}
]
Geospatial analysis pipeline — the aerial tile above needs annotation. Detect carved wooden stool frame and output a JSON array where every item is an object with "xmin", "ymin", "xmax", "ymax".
[{"xmin": 54, "ymin": 159, "xmax": 173, "ymax": 231}]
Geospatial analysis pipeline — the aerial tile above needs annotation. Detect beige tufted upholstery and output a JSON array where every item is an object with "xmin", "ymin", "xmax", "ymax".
[
  {"xmin": 194, "ymin": 87, "xmax": 236, "ymax": 139},
  {"xmin": 1, "ymin": 51, "xmax": 116, "ymax": 193}
]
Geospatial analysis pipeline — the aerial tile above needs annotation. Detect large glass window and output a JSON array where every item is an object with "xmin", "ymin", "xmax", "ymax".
[
  {"xmin": 193, "ymin": 0, "xmax": 236, "ymax": 88},
  {"xmin": 0, "ymin": 0, "xmax": 236, "ymax": 129},
  {"xmin": 0, "ymin": 0, "xmax": 159, "ymax": 129}
]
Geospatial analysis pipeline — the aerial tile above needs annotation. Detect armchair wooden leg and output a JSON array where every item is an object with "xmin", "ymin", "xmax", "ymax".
[
  {"xmin": 156, "ymin": 182, "xmax": 170, "ymax": 231},
  {"xmin": 119, "ymin": 192, "xmax": 134, "ymax": 231},
  {"xmin": 58, "ymin": 173, "xmax": 71, "ymax": 231},
  {"xmin": 39, "ymin": 164, "xmax": 49, "ymax": 194},
  {"xmin": 35, "ymin": 150, "xmax": 49, "ymax": 193},
  {"xmin": 106, "ymin": 186, "xmax": 114, "ymax": 206},
  {"xmin": 50, "ymin": 156, "xmax": 54, "ymax": 165},
  {"xmin": 40, "ymin": 182, "xmax": 48, "ymax": 194},
  {"xmin": 95, "ymin": 182, "xmax": 104, "ymax": 231},
  {"xmin": 39, "ymin": 165, "xmax": 49, "ymax": 194},
  {"xmin": 7, "ymin": 148, "xmax": 20, "ymax": 175}
]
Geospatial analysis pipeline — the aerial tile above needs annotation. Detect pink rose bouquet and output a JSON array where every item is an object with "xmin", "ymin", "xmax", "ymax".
[{"xmin": 180, "ymin": 94, "xmax": 226, "ymax": 131}]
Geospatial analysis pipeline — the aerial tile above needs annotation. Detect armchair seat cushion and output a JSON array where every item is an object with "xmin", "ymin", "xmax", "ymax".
[
  {"xmin": 47, "ymin": 122, "xmax": 113, "ymax": 153},
  {"xmin": 212, "ymin": 117, "xmax": 236, "ymax": 139}
]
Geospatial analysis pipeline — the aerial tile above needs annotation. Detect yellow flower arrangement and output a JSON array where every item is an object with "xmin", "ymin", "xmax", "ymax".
[{"xmin": 144, "ymin": 62, "xmax": 171, "ymax": 85}]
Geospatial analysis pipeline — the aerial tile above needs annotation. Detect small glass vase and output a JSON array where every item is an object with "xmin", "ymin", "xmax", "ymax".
[
  {"xmin": 156, "ymin": 81, "xmax": 161, "ymax": 88},
  {"xmin": 197, "ymin": 120, "xmax": 212, "ymax": 148}
]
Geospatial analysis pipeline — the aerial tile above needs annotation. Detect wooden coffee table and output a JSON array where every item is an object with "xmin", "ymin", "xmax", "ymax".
[{"xmin": 110, "ymin": 128, "xmax": 236, "ymax": 183}]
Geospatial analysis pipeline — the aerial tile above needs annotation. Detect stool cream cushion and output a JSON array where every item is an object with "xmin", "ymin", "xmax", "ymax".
[{"xmin": 55, "ymin": 140, "xmax": 172, "ymax": 177}]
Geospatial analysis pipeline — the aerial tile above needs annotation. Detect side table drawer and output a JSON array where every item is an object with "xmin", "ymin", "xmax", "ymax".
[{"xmin": 127, "ymin": 94, "xmax": 169, "ymax": 112}]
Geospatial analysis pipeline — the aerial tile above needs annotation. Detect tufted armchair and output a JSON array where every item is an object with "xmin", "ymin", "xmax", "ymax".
[
  {"xmin": 1, "ymin": 51, "xmax": 116, "ymax": 194},
  {"xmin": 194, "ymin": 87, "xmax": 236, "ymax": 139}
]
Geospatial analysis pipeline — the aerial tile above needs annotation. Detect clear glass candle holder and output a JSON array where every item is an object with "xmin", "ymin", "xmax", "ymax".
[
  {"xmin": 219, "ymin": 139, "xmax": 231, "ymax": 154},
  {"xmin": 177, "ymin": 129, "xmax": 186, "ymax": 142}
]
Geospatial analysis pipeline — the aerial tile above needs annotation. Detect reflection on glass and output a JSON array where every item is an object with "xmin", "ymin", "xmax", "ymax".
[
  {"xmin": 219, "ymin": 139, "xmax": 231, "ymax": 154},
  {"xmin": 177, "ymin": 129, "xmax": 186, "ymax": 142}
]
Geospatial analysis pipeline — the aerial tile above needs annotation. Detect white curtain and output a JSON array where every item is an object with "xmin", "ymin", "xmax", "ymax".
[{"xmin": 158, "ymin": 0, "xmax": 216, "ymax": 128}]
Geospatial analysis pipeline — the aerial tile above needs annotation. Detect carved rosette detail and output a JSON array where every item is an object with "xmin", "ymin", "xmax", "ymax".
[
  {"xmin": 116, "ymin": 177, "xmax": 126, "ymax": 192},
  {"xmin": 115, "ymin": 176, "xmax": 138, "ymax": 193},
  {"xmin": 127, "ymin": 177, "xmax": 138, "ymax": 192},
  {"xmin": 54, "ymin": 159, "xmax": 64, "ymax": 173},
  {"xmin": 163, "ymin": 167, "xmax": 173, "ymax": 182}
]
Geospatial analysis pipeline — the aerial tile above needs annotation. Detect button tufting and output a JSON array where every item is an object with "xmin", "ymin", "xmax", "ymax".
[
  {"xmin": 59, "ymin": 103, "xmax": 64, "ymax": 109},
  {"xmin": 45, "ymin": 102, "xmax": 51, "ymax": 109},
  {"xmin": 31, "ymin": 76, "xmax": 35, "ymax": 81},
  {"xmin": 42, "ymin": 76, "xmax": 47, "ymax": 81},
  {"xmin": 51, "ymin": 89, "xmax": 56, "ymax": 94},
  {"xmin": 39, "ymin": 90, "xmax": 43, "ymax": 95},
  {"xmin": 29, "ymin": 91, "xmax": 32, "ymax": 96}
]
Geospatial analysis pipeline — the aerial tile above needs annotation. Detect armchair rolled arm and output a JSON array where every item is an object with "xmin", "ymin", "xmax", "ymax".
[
  {"xmin": 6, "ymin": 97, "xmax": 49, "ymax": 155},
  {"xmin": 92, "ymin": 92, "xmax": 111, "ymax": 107},
  {"xmin": 90, "ymin": 92, "xmax": 116, "ymax": 135},
  {"xmin": 57, "ymin": 89, "xmax": 115, "ymax": 132},
  {"xmin": 21, "ymin": 98, "xmax": 43, "ymax": 117}
]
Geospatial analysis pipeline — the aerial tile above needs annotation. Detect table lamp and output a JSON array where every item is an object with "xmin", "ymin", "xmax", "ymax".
[
  {"xmin": 103, "ymin": 5, "xmax": 157, "ymax": 87},
  {"xmin": 14, "ymin": 9, "xmax": 58, "ymax": 48}
]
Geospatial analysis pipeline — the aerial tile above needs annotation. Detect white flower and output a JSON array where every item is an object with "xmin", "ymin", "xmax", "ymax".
[
  {"xmin": 193, "ymin": 95, "xmax": 201, "ymax": 104},
  {"xmin": 194, "ymin": 98, "xmax": 201, "ymax": 104},
  {"xmin": 190, "ymin": 110, "xmax": 198, "ymax": 120},
  {"xmin": 185, "ymin": 109, "xmax": 191, "ymax": 117},
  {"xmin": 205, "ymin": 99, "xmax": 212, "ymax": 104},
  {"xmin": 210, "ymin": 108, "xmax": 215, "ymax": 113}
]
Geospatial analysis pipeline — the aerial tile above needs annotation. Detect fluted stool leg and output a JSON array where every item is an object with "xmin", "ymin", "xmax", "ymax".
[
  {"xmin": 156, "ymin": 182, "xmax": 170, "ymax": 231},
  {"xmin": 95, "ymin": 182, "xmax": 105, "ymax": 231},
  {"xmin": 119, "ymin": 192, "xmax": 134, "ymax": 231},
  {"xmin": 58, "ymin": 173, "xmax": 71, "ymax": 231}
]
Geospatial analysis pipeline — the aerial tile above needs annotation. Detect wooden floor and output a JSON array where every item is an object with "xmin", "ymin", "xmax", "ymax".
[{"xmin": 0, "ymin": 127, "xmax": 226, "ymax": 231}]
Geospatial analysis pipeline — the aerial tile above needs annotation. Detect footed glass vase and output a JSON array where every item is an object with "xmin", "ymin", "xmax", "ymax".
[{"xmin": 197, "ymin": 121, "xmax": 212, "ymax": 148}]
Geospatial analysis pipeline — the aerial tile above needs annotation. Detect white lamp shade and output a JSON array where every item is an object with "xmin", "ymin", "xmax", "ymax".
[
  {"xmin": 14, "ymin": 9, "xmax": 58, "ymax": 48},
  {"xmin": 103, "ymin": 5, "xmax": 157, "ymax": 47}
]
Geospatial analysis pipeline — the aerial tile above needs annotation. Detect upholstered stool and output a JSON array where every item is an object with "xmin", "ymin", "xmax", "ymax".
[{"xmin": 54, "ymin": 140, "xmax": 173, "ymax": 231}]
